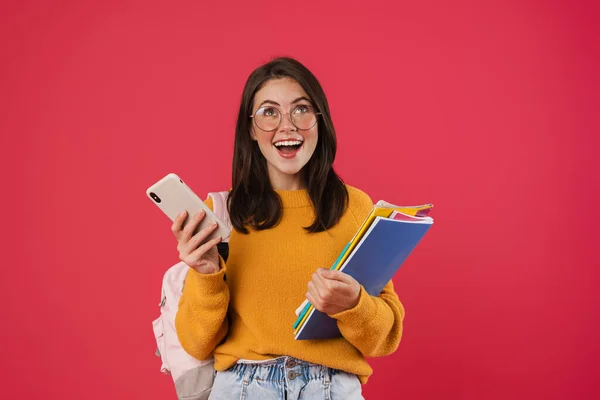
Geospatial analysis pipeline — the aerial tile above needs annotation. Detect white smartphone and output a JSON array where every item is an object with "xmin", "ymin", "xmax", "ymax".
[{"xmin": 146, "ymin": 173, "xmax": 231, "ymax": 242}]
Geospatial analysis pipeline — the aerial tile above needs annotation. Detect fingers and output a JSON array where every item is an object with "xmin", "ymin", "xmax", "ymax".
[
  {"xmin": 317, "ymin": 268, "xmax": 354, "ymax": 285},
  {"xmin": 188, "ymin": 235, "xmax": 222, "ymax": 261},
  {"xmin": 313, "ymin": 269, "xmax": 345, "ymax": 292},
  {"xmin": 172, "ymin": 210, "xmax": 208, "ymax": 241},
  {"xmin": 172, "ymin": 210, "xmax": 211, "ymax": 244},
  {"xmin": 307, "ymin": 279, "xmax": 323, "ymax": 303},
  {"xmin": 307, "ymin": 271, "xmax": 338, "ymax": 312},
  {"xmin": 181, "ymin": 210, "xmax": 207, "ymax": 241},
  {"xmin": 307, "ymin": 279, "xmax": 341, "ymax": 314},
  {"xmin": 312, "ymin": 270, "xmax": 326, "ymax": 289},
  {"xmin": 171, "ymin": 210, "xmax": 188, "ymax": 238},
  {"xmin": 306, "ymin": 277, "xmax": 328, "ymax": 312},
  {"xmin": 307, "ymin": 268, "xmax": 361, "ymax": 314},
  {"xmin": 185, "ymin": 221, "xmax": 219, "ymax": 253},
  {"xmin": 305, "ymin": 290, "xmax": 320, "ymax": 312},
  {"xmin": 174, "ymin": 210, "xmax": 221, "ymax": 265}
]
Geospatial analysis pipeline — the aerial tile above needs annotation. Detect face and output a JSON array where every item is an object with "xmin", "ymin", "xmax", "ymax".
[{"xmin": 250, "ymin": 78, "xmax": 319, "ymax": 190}]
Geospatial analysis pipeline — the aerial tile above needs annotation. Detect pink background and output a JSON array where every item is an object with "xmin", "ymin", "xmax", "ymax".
[{"xmin": 1, "ymin": 0, "xmax": 599, "ymax": 399}]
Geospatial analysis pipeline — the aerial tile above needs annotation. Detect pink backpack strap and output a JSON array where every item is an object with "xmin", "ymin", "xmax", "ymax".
[
  {"xmin": 152, "ymin": 190, "xmax": 231, "ymax": 399},
  {"xmin": 207, "ymin": 191, "xmax": 232, "ymax": 242},
  {"xmin": 153, "ymin": 261, "xmax": 215, "ymax": 399}
]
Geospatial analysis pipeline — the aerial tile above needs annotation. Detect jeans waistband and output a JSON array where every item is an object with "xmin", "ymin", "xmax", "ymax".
[{"xmin": 230, "ymin": 356, "xmax": 335, "ymax": 384}]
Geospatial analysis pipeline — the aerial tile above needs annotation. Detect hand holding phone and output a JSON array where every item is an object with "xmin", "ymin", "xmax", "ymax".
[
  {"xmin": 171, "ymin": 210, "xmax": 221, "ymax": 274},
  {"xmin": 147, "ymin": 173, "xmax": 231, "ymax": 274}
]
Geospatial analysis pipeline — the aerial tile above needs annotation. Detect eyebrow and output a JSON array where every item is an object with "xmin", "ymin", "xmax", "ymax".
[{"xmin": 257, "ymin": 97, "xmax": 312, "ymax": 108}]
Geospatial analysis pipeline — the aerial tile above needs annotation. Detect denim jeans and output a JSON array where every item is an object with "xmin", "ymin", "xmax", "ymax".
[{"xmin": 208, "ymin": 356, "xmax": 364, "ymax": 400}]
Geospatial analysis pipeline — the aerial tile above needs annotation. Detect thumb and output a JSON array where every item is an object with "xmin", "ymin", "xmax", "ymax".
[
  {"xmin": 317, "ymin": 267, "xmax": 336, "ymax": 279},
  {"xmin": 318, "ymin": 268, "xmax": 353, "ymax": 284}
]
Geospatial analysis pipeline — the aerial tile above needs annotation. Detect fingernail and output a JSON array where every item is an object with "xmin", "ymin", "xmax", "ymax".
[
  {"xmin": 179, "ymin": 211, "xmax": 186, "ymax": 217},
  {"xmin": 212, "ymin": 221, "xmax": 218, "ymax": 227}
]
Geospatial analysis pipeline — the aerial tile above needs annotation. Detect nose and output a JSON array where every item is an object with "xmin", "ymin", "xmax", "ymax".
[{"xmin": 278, "ymin": 112, "xmax": 296, "ymax": 132}]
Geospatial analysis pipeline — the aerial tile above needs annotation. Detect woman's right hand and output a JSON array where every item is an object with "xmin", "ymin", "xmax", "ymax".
[{"xmin": 172, "ymin": 210, "xmax": 222, "ymax": 274}]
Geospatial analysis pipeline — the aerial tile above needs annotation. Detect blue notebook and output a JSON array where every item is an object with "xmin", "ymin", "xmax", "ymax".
[{"xmin": 294, "ymin": 216, "xmax": 433, "ymax": 340}]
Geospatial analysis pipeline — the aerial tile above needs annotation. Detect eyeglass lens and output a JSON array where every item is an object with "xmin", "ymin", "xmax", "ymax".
[{"xmin": 254, "ymin": 105, "xmax": 317, "ymax": 131}]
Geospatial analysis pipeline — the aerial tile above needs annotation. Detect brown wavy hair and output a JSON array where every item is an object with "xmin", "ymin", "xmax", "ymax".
[{"xmin": 228, "ymin": 57, "xmax": 348, "ymax": 234}]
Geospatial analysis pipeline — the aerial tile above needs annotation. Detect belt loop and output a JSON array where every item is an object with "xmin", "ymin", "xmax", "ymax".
[
  {"xmin": 242, "ymin": 363, "xmax": 254, "ymax": 386},
  {"xmin": 323, "ymin": 366, "xmax": 332, "ymax": 400}
]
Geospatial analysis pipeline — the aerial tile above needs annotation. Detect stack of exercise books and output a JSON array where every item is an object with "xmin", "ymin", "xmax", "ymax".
[{"xmin": 293, "ymin": 200, "xmax": 434, "ymax": 340}]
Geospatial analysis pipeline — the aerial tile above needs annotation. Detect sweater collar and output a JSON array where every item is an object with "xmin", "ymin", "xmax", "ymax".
[{"xmin": 274, "ymin": 189, "xmax": 312, "ymax": 208}]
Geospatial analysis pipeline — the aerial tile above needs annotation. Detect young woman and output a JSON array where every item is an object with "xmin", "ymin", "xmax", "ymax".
[{"xmin": 173, "ymin": 57, "xmax": 404, "ymax": 399}]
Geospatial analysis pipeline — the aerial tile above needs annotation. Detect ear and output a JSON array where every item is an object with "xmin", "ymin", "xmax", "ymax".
[{"xmin": 250, "ymin": 126, "xmax": 257, "ymax": 141}]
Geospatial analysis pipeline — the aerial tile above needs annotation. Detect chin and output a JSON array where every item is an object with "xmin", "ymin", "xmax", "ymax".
[
  {"xmin": 277, "ymin": 165, "xmax": 305, "ymax": 176},
  {"xmin": 266, "ymin": 158, "xmax": 308, "ymax": 178}
]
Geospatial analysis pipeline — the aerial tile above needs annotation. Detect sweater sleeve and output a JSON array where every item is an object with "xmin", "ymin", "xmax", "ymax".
[
  {"xmin": 174, "ymin": 195, "xmax": 230, "ymax": 360},
  {"xmin": 332, "ymin": 186, "xmax": 405, "ymax": 357},
  {"xmin": 329, "ymin": 280, "xmax": 405, "ymax": 357},
  {"xmin": 175, "ymin": 258, "xmax": 229, "ymax": 360}
]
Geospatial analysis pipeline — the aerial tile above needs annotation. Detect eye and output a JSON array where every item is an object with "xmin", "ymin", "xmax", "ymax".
[
  {"xmin": 294, "ymin": 105, "xmax": 310, "ymax": 114},
  {"xmin": 259, "ymin": 107, "xmax": 279, "ymax": 117}
]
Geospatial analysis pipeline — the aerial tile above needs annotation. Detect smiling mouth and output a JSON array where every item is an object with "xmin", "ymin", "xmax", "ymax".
[{"xmin": 273, "ymin": 140, "xmax": 304, "ymax": 158}]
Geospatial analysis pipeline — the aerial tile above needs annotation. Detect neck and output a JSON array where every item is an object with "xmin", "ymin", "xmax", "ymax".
[{"xmin": 268, "ymin": 167, "xmax": 306, "ymax": 191}]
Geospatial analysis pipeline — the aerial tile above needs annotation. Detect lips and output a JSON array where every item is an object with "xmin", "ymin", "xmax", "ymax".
[{"xmin": 273, "ymin": 139, "xmax": 304, "ymax": 159}]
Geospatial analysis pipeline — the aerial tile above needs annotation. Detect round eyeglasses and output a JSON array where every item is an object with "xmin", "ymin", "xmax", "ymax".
[{"xmin": 250, "ymin": 104, "xmax": 321, "ymax": 132}]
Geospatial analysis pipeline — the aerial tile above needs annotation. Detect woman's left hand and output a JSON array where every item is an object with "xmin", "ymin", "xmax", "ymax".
[{"xmin": 306, "ymin": 268, "xmax": 361, "ymax": 315}]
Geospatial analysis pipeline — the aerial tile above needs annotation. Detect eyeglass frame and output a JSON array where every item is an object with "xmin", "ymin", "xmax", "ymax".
[{"xmin": 249, "ymin": 104, "xmax": 322, "ymax": 132}]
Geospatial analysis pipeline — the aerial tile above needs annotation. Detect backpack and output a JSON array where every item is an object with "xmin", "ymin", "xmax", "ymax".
[{"xmin": 152, "ymin": 191, "xmax": 231, "ymax": 400}]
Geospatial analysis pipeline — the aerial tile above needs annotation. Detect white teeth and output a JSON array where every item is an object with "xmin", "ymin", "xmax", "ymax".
[{"xmin": 274, "ymin": 140, "xmax": 303, "ymax": 147}]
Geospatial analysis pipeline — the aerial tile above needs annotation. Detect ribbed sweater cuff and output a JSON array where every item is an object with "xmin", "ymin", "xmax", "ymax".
[
  {"xmin": 185, "ymin": 256, "xmax": 227, "ymax": 296},
  {"xmin": 329, "ymin": 286, "xmax": 376, "ymax": 327}
]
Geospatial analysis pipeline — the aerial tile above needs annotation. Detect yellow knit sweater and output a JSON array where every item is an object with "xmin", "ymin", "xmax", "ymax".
[{"xmin": 175, "ymin": 186, "xmax": 405, "ymax": 383}]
